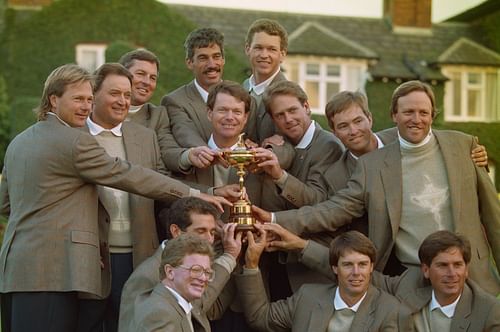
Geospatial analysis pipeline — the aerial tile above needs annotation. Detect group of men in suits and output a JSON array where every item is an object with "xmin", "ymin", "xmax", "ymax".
[{"xmin": 0, "ymin": 14, "xmax": 499, "ymax": 332}]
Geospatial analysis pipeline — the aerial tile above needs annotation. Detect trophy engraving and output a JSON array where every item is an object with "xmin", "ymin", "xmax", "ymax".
[{"xmin": 222, "ymin": 133, "xmax": 256, "ymax": 230}]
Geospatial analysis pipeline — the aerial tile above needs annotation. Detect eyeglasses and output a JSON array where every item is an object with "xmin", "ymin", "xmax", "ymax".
[{"xmin": 177, "ymin": 265, "xmax": 215, "ymax": 282}]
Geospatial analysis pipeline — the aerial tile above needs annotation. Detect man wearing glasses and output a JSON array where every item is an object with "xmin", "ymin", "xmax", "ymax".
[{"xmin": 130, "ymin": 234, "xmax": 216, "ymax": 331}]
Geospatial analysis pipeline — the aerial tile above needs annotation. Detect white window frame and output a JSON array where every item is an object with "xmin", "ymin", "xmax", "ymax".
[
  {"xmin": 443, "ymin": 65, "xmax": 500, "ymax": 122},
  {"xmin": 283, "ymin": 56, "xmax": 368, "ymax": 114},
  {"xmin": 75, "ymin": 44, "xmax": 107, "ymax": 72}
]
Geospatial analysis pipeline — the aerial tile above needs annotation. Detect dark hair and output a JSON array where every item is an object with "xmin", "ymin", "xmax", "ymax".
[
  {"xmin": 36, "ymin": 64, "xmax": 93, "ymax": 121},
  {"xmin": 245, "ymin": 18, "xmax": 288, "ymax": 51},
  {"xmin": 93, "ymin": 63, "xmax": 133, "ymax": 93},
  {"xmin": 206, "ymin": 81, "xmax": 251, "ymax": 114},
  {"xmin": 329, "ymin": 231, "xmax": 377, "ymax": 267},
  {"xmin": 159, "ymin": 234, "xmax": 214, "ymax": 280},
  {"xmin": 325, "ymin": 91, "xmax": 370, "ymax": 130},
  {"xmin": 162, "ymin": 197, "xmax": 219, "ymax": 239},
  {"xmin": 418, "ymin": 230, "xmax": 471, "ymax": 267},
  {"xmin": 263, "ymin": 80, "xmax": 308, "ymax": 115},
  {"xmin": 184, "ymin": 28, "xmax": 224, "ymax": 61},
  {"xmin": 390, "ymin": 80, "xmax": 437, "ymax": 118},
  {"xmin": 118, "ymin": 48, "xmax": 160, "ymax": 73}
]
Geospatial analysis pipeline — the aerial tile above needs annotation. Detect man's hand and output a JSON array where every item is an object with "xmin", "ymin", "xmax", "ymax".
[
  {"xmin": 472, "ymin": 137, "xmax": 488, "ymax": 169},
  {"xmin": 222, "ymin": 223, "xmax": 242, "ymax": 259},
  {"xmin": 251, "ymin": 205, "xmax": 272, "ymax": 223},
  {"xmin": 261, "ymin": 134, "xmax": 284, "ymax": 147},
  {"xmin": 253, "ymin": 147, "xmax": 284, "ymax": 180},
  {"xmin": 261, "ymin": 223, "xmax": 308, "ymax": 252},
  {"xmin": 244, "ymin": 138, "xmax": 259, "ymax": 148},
  {"xmin": 198, "ymin": 192, "xmax": 232, "ymax": 213},
  {"xmin": 214, "ymin": 184, "xmax": 246, "ymax": 202},
  {"xmin": 244, "ymin": 224, "xmax": 267, "ymax": 269},
  {"xmin": 189, "ymin": 146, "xmax": 219, "ymax": 169}
]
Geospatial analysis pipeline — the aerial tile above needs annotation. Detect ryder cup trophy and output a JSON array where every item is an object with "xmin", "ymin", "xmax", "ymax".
[{"xmin": 222, "ymin": 134, "xmax": 256, "ymax": 231}]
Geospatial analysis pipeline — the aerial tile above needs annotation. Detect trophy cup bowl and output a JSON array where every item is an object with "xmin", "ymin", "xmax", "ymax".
[{"xmin": 221, "ymin": 134, "xmax": 257, "ymax": 231}]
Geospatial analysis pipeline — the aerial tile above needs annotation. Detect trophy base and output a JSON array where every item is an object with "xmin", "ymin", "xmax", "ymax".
[{"xmin": 229, "ymin": 200, "xmax": 256, "ymax": 231}]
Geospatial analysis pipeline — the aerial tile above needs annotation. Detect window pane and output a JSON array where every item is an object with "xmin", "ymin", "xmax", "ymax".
[
  {"xmin": 288, "ymin": 62, "xmax": 298, "ymax": 82},
  {"xmin": 81, "ymin": 50, "xmax": 98, "ymax": 72},
  {"xmin": 306, "ymin": 63, "xmax": 319, "ymax": 76},
  {"xmin": 326, "ymin": 82, "xmax": 340, "ymax": 102},
  {"xmin": 346, "ymin": 66, "xmax": 361, "ymax": 91},
  {"xmin": 467, "ymin": 89, "xmax": 480, "ymax": 117},
  {"xmin": 305, "ymin": 81, "xmax": 319, "ymax": 108},
  {"xmin": 485, "ymin": 73, "xmax": 499, "ymax": 121},
  {"xmin": 451, "ymin": 72, "xmax": 461, "ymax": 116},
  {"xmin": 468, "ymin": 72, "xmax": 480, "ymax": 85},
  {"xmin": 327, "ymin": 65, "xmax": 340, "ymax": 76}
]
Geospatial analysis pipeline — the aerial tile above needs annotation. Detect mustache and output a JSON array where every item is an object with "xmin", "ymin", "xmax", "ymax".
[{"xmin": 203, "ymin": 66, "xmax": 221, "ymax": 74}]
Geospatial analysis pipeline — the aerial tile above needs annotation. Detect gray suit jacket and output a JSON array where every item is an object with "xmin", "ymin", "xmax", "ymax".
[
  {"xmin": 162, "ymin": 81, "xmax": 212, "ymax": 148},
  {"xmin": 236, "ymin": 270, "xmax": 399, "ymax": 332},
  {"xmin": 119, "ymin": 246, "xmax": 234, "ymax": 332},
  {"xmin": 372, "ymin": 269, "xmax": 500, "ymax": 331},
  {"xmin": 0, "ymin": 115, "xmax": 192, "ymax": 297},
  {"xmin": 89, "ymin": 121, "xmax": 166, "ymax": 268},
  {"xmin": 301, "ymin": 241, "xmax": 500, "ymax": 331},
  {"xmin": 243, "ymin": 71, "xmax": 287, "ymax": 144},
  {"xmin": 130, "ymin": 282, "xmax": 211, "ymax": 332},
  {"xmin": 276, "ymin": 130, "xmax": 500, "ymax": 295},
  {"xmin": 128, "ymin": 102, "xmax": 189, "ymax": 173},
  {"xmin": 261, "ymin": 122, "xmax": 343, "ymax": 212}
]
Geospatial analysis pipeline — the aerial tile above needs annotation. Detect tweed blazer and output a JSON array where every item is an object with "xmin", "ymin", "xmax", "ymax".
[
  {"xmin": 130, "ymin": 283, "xmax": 211, "ymax": 332},
  {"xmin": 128, "ymin": 102, "xmax": 189, "ymax": 173},
  {"xmin": 320, "ymin": 128, "xmax": 398, "ymax": 238},
  {"xmin": 372, "ymin": 269, "xmax": 500, "ymax": 331},
  {"xmin": 119, "ymin": 246, "xmax": 234, "ymax": 332},
  {"xmin": 243, "ymin": 71, "xmax": 287, "ymax": 144},
  {"xmin": 276, "ymin": 129, "xmax": 500, "ymax": 295},
  {"xmin": 161, "ymin": 80, "xmax": 212, "ymax": 148},
  {"xmin": 88, "ymin": 121, "xmax": 168, "ymax": 269},
  {"xmin": 0, "ymin": 115, "xmax": 192, "ymax": 297},
  {"xmin": 261, "ymin": 122, "xmax": 343, "ymax": 212},
  {"xmin": 236, "ymin": 270, "xmax": 399, "ymax": 332}
]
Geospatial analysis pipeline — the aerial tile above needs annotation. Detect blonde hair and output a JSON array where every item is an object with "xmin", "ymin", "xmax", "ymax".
[{"xmin": 36, "ymin": 64, "xmax": 93, "ymax": 121}]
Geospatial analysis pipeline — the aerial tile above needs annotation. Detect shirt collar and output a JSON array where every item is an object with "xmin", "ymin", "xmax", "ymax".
[
  {"xmin": 398, "ymin": 129, "xmax": 433, "ymax": 149},
  {"xmin": 86, "ymin": 116, "xmax": 123, "ymax": 137},
  {"xmin": 165, "ymin": 285, "xmax": 193, "ymax": 315},
  {"xmin": 194, "ymin": 79, "xmax": 209, "ymax": 103},
  {"xmin": 295, "ymin": 120, "xmax": 315, "ymax": 149},
  {"xmin": 208, "ymin": 134, "xmax": 239, "ymax": 151},
  {"xmin": 429, "ymin": 290, "xmax": 460, "ymax": 318},
  {"xmin": 47, "ymin": 112, "xmax": 71, "ymax": 127},
  {"xmin": 333, "ymin": 287, "xmax": 367, "ymax": 312},
  {"xmin": 349, "ymin": 133, "xmax": 385, "ymax": 160},
  {"xmin": 248, "ymin": 69, "xmax": 281, "ymax": 96}
]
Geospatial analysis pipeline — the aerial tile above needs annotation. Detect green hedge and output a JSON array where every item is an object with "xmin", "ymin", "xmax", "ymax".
[{"xmin": 1, "ymin": 0, "xmax": 248, "ymax": 107}]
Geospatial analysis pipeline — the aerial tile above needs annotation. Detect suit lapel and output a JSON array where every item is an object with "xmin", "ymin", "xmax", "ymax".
[
  {"xmin": 309, "ymin": 286, "xmax": 335, "ymax": 330},
  {"xmin": 433, "ymin": 130, "xmax": 462, "ymax": 224},
  {"xmin": 122, "ymin": 123, "xmax": 141, "ymax": 165},
  {"xmin": 379, "ymin": 142, "xmax": 403, "ymax": 239},
  {"xmin": 350, "ymin": 285, "xmax": 376, "ymax": 331},
  {"xmin": 157, "ymin": 285, "xmax": 193, "ymax": 331},
  {"xmin": 131, "ymin": 104, "xmax": 151, "ymax": 127},
  {"xmin": 450, "ymin": 283, "xmax": 472, "ymax": 331},
  {"xmin": 187, "ymin": 81, "xmax": 212, "ymax": 141}
]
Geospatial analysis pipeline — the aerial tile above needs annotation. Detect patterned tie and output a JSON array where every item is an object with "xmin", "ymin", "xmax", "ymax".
[{"xmin": 186, "ymin": 310, "xmax": 195, "ymax": 332}]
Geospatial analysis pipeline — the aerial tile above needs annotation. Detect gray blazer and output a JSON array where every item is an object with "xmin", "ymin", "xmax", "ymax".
[
  {"xmin": 0, "ymin": 115, "xmax": 192, "ymax": 297},
  {"xmin": 119, "ymin": 246, "xmax": 234, "ymax": 332},
  {"xmin": 261, "ymin": 122, "xmax": 343, "ymax": 212},
  {"xmin": 128, "ymin": 102, "xmax": 189, "ymax": 173},
  {"xmin": 130, "ymin": 282, "xmax": 211, "ymax": 332},
  {"xmin": 236, "ymin": 270, "xmax": 399, "ymax": 332},
  {"xmin": 161, "ymin": 81, "xmax": 212, "ymax": 148},
  {"xmin": 276, "ymin": 130, "xmax": 500, "ymax": 295},
  {"xmin": 243, "ymin": 71, "xmax": 287, "ymax": 143}
]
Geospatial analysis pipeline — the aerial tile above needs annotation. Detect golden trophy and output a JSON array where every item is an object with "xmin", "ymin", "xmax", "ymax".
[{"xmin": 222, "ymin": 134, "xmax": 256, "ymax": 231}]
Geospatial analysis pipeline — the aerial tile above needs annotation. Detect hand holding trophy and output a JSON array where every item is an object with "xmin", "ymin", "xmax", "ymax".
[{"xmin": 222, "ymin": 133, "xmax": 257, "ymax": 231}]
